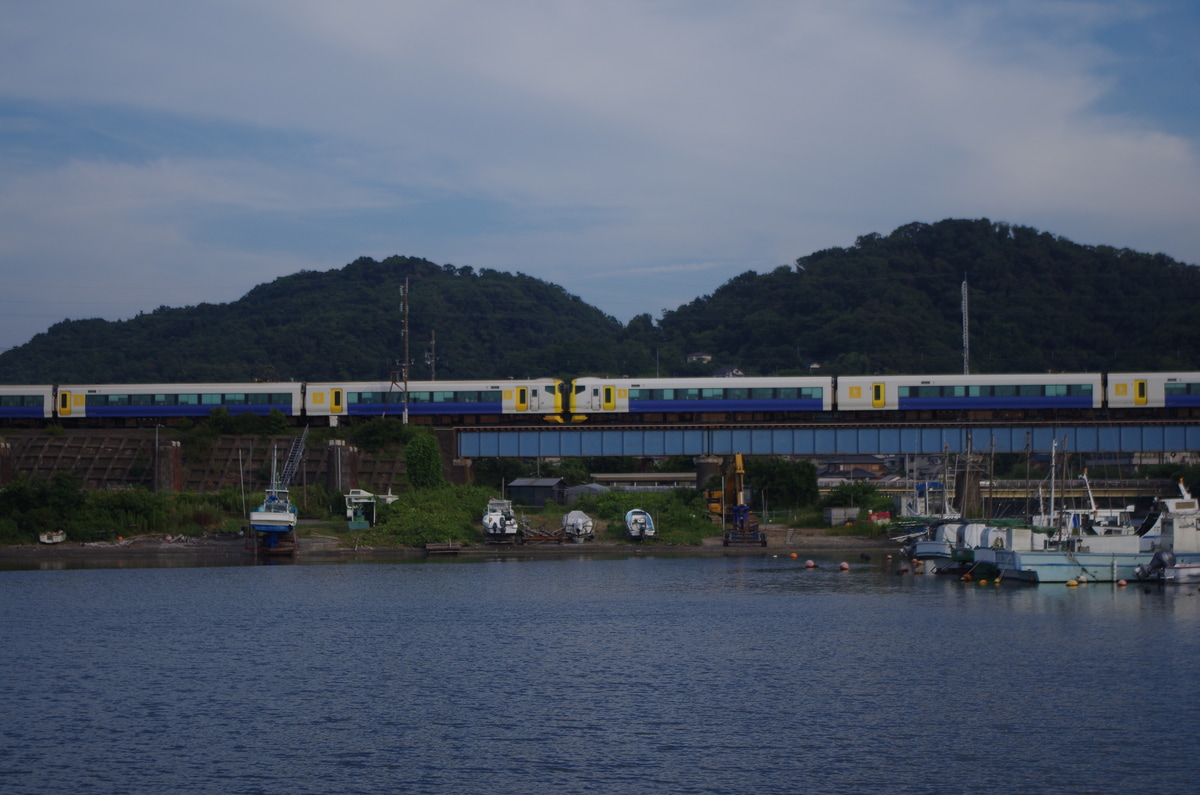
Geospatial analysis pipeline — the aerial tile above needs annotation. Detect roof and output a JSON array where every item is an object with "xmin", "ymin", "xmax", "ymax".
[{"xmin": 507, "ymin": 478, "xmax": 565, "ymax": 488}]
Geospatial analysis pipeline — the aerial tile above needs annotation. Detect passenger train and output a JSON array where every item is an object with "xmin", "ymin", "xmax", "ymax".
[{"xmin": 2, "ymin": 372, "xmax": 1199, "ymax": 427}]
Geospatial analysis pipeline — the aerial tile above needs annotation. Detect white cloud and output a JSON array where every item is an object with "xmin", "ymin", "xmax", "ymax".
[{"xmin": 0, "ymin": 0, "xmax": 1198, "ymax": 351}]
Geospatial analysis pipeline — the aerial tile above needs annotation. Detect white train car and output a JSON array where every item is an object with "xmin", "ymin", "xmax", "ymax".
[
  {"xmin": 0, "ymin": 385, "xmax": 55, "ymax": 420},
  {"xmin": 1107, "ymin": 372, "xmax": 1200, "ymax": 409},
  {"xmin": 837, "ymin": 373, "xmax": 1104, "ymax": 412},
  {"xmin": 55, "ymin": 382, "xmax": 303, "ymax": 419},
  {"xmin": 305, "ymin": 379, "xmax": 564, "ymax": 425}
]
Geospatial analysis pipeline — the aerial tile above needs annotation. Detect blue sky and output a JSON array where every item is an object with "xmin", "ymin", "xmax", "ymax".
[{"xmin": 2, "ymin": 0, "xmax": 1199, "ymax": 353}]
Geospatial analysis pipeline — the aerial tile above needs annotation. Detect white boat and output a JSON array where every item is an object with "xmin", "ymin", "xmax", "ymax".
[
  {"xmin": 624, "ymin": 509, "xmax": 655, "ymax": 542},
  {"xmin": 1163, "ymin": 561, "xmax": 1200, "ymax": 584},
  {"xmin": 249, "ymin": 487, "xmax": 299, "ymax": 555},
  {"xmin": 38, "ymin": 530, "xmax": 66, "ymax": 544},
  {"xmin": 561, "ymin": 510, "xmax": 594, "ymax": 543},
  {"xmin": 482, "ymin": 498, "xmax": 520, "ymax": 543},
  {"xmin": 982, "ymin": 481, "xmax": 1200, "ymax": 584}
]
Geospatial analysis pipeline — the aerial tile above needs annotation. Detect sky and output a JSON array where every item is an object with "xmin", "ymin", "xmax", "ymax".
[{"xmin": 2, "ymin": 0, "xmax": 1199, "ymax": 352}]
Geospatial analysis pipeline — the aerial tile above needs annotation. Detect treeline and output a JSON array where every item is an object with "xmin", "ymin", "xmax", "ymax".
[{"xmin": 3, "ymin": 218, "xmax": 1199, "ymax": 384}]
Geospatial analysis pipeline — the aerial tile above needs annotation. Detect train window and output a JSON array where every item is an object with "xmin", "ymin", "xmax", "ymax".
[
  {"xmin": 679, "ymin": 389, "xmax": 700, "ymax": 400},
  {"xmin": 1018, "ymin": 385, "xmax": 1041, "ymax": 397},
  {"xmin": 129, "ymin": 394, "xmax": 152, "ymax": 406},
  {"xmin": 701, "ymin": 388, "xmax": 723, "ymax": 400},
  {"xmin": 247, "ymin": 393, "xmax": 269, "ymax": 404},
  {"xmin": 408, "ymin": 392, "xmax": 430, "ymax": 403},
  {"xmin": 994, "ymin": 385, "xmax": 1017, "ymax": 397},
  {"xmin": 483, "ymin": 390, "xmax": 501, "ymax": 402},
  {"xmin": 801, "ymin": 387, "xmax": 823, "ymax": 399},
  {"xmin": 898, "ymin": 386, "xmax": 911, "ymax": 398},
  {"xmin": 201, "ymin": 394, "xmax": 222, "ymax": 405},
  {"xmin": 432, "ymin": 391, "xmax": 456, "ymax": 403},
  {"xmin": 727, "ymin": 388, "xmax": 748, "ymax": 400},
  {"xmin": 628, "ymin": 389, "xmax": 647, "ymax": 400},
  {"xmin": 751, "ymin": 388, "xmax": 774, "ymax": 399},
  {"xmin": 950, "ymin": 386, "xmax": 967, "ymax": 397},
  {"xmin": 1164, "ymin": 383, "xmax": 1200, "ymax": 395},
  {"xmin": 153, "ymin": 394, "xmax": 172, "ymax": 405},
  {"xmin": 1046, "ymin": 385, "xmax": 1067, "ymax": 397},
  {"xmin": 918, "ymin": 386, "xmax": 938, "ymax": 398},
  {"xmin": 1069, "ymin": 384, "xmax": 1093, "ymax": 397},
  {"xmin": 225, "ymin": 394, "xmax": 247, "ymax": 405},
  {"xmin": 178, "ymin": 394, "xmax": 199, "ymax": 405}
]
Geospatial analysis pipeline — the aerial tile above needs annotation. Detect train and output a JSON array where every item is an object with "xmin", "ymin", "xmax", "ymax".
[{"xmin": 2, "ymin": 372, "xmax": 1199, "ymax": 427}]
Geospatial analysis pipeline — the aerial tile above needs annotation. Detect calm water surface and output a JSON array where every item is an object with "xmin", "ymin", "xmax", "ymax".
[{"xmin": 2, "ymin": 552, "xmax": 1199, "ymax": 794}]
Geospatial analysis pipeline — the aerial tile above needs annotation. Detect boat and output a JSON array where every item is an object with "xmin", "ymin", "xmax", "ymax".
[
  {"xmin": 249, "ymin": 487, "xmax": 299, "ymax": 555},
  {"xmin": 561, "ymin": 510, "xmax": 595, "ymax": 543},
  {"xmin": 38, "ymin": 530, "xmax": 66, "ymax": 544},
  {"xmin": 980, "ymin": 481, "xmax": 1200, "ymax": 584},
  {"xmin": 482, "ymin": 498, "xmax": 520, "ymax": 544},
  {"xmin": 624, "ymin": 509, "xmax": 655, "ymax": 542}
]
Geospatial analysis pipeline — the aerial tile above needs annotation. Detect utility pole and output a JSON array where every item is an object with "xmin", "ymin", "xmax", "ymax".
[
  {"xmin": 961, "ymin": 274, "xmax": 969, "ymax": 375},
  {"xmin": 425, "ymin": 329, "xmax": 436, "ymax": 380}
]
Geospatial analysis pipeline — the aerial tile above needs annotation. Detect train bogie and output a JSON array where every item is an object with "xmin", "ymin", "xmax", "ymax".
[
  {"xmin": 55, "ymin": 383, "xmax": 303, "ymax": 420},
  {"xmin": 304, "ymin": 379, "xmax": 565, "ymax": 423},
  {"xmin": 1106, "ymin": 372, "xmax": 1200, "ymax": 409},
  {"xmin": 837, "ymin": 374, "xmax": 1103, "ymax": 412},
  {"xmin": 0, "ymin": 385, "xmax": 55, "ymax": 420},
  {"xmin": 570, "ymin": 376, "xmax": 834, "ymax": 416}
]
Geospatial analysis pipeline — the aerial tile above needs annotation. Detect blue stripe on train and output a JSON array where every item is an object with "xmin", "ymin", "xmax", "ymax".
[
  {"xmin": 628, "ymin": 399, "xmax": 826, "ymax": 413},
  {"xmin": 345, "ymin": 401, "xmax": 505, "ymax": 415},
  {"xmin": 80, "ymin": 405, "xmax": 295, "ymax": 417},
  {"xmin": 897, "ymin": 397, "xmax": 1095, "ymax": 410}
]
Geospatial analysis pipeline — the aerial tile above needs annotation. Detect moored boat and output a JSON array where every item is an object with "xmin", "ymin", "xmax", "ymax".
[
  {"xmin": 482, "ymin": 498, "xmax": 520, "ymax": 544},
  {"xmin": 624, "ymin": 509, "xmax": 655, "ymax": 542},
  {"xmin": 249, "ymin": 487, "xmax": 299, "ymax": 555},
  {"xmin": 38, "ymin": 530, "xmax": 66, "ymax": 544},
  {"xmin": 561, "ymin": 510, "xmax": 595, "ymax": 543}
]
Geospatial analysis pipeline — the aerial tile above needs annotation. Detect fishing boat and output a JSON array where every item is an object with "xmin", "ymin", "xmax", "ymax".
[
  {"xmin": 38, "ymin": 530, "xmax": 66, "ymax": 544},
  {"xmin": 561, "ymin": 510, "xmax": 595, "ymax": 543},
  {"xmin": 482, "ymin": 497, "xmax": 520, "ymax": 544},
  {"xmin": 249, "ymin": 487, "xmax": 299, "ymax": 555},
  {"xmin": 246, "ymin": 433, "xmax": 306, "ymax": 557},
  {"xmin": 624, "ymin": 509, "xmax": 655, "ymax": 542},
  {"xmin": 983, "ymin": 481, "xmax": 1200, "ymax": 584}
]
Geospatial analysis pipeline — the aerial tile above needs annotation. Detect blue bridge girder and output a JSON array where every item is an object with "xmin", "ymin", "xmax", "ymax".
[{"xmin": 457, "ymin": 423, "xmax": 1200, "ymax": 458}]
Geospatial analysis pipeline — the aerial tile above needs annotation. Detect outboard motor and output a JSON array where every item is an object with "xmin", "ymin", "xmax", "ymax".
[{"xmin": 1135, "ymin": 550, "xmax": 1176, "ymax": 581}]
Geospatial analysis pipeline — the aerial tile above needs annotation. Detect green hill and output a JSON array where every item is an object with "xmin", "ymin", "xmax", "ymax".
[{"xmin": 2, "ymin": 218, "xmax": 1198, "ymax": 384}]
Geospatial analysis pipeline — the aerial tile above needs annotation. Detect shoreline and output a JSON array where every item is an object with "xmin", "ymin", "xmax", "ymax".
[{"xmin": 1, "ymin": 527, "xmax": 898, "ymax": 564}]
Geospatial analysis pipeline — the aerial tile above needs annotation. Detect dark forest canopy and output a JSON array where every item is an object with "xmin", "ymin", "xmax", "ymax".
[{"xmin": 2, "ymin": 219, "xmax": 1198, "ymax": 384}]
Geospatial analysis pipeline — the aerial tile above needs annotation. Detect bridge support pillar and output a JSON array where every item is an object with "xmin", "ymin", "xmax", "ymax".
[
  {"xmin": 154, "ymin": 441, "xmax": 182, "ymax": 492},
  {"xmin": 327, "ymin": 440, "xmax": 360, "ymax": 492}
]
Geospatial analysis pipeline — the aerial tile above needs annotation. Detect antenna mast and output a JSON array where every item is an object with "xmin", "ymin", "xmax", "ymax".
[{"xmin": 961, "ymin": 274, "xmax": 969, "ymax": 375}]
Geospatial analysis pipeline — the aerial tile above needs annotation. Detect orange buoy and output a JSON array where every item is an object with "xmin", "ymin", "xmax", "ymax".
[
  {"xmin": 790, "ymin": 553, "xmax": 798, "ymax": 559},
  {"xmin": 1066, "ymin": 579, "xmax": 1079, "ymax": 587},
  {"xmin": 1117, "ymin": 579, "xmax": 1128, "ymax": 587}
]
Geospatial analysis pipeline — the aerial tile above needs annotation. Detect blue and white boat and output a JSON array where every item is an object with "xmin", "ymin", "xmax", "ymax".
[
  {"xmin": 249, "ymin": 487, "xmax": 299, "ymax": 555},
  {"xmin": 625, "ymin": 509, "xmax": 655, "ymax": 542}
]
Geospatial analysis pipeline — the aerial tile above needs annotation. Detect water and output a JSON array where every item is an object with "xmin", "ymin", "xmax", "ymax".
[{"xmin": 3, "ymin": 552, "xmax": 1199, "ymax": 794}]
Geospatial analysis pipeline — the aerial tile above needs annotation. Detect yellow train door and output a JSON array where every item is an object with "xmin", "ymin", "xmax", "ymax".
[
  {"xmin": 330, "ymin": 388, "xmax": 344, "ymax": 414},
  {"xmin": 58, "ymin": 390, "xmax": 72, "ymax": 416},
  {"xmin": 872, "ymin": 383, "xmax": 886, "ymax": 408},
  {"xmin": 1134, "ymin": 380, "xmax": 1147, "ymax": 406}
]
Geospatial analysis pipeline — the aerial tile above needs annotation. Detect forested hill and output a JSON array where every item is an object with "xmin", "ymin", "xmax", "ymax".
[
  {"xmin": 2, "ymin": 218, "xmax": 1199, "ymax": 384},
  {"xmin": 0, "ymin": 257, "xmax": 629, "ymax": 383},
  {"xmin": 652, "ymin": 219, "xmax": 1200, "ymax": 375}
]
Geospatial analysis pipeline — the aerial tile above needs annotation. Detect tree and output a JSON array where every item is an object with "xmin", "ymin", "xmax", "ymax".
[{"xmin": 404, "ymin": 434, "xmax": 446, "ymax": 490}]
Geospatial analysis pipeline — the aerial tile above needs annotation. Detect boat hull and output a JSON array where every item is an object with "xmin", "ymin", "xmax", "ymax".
[{"xmin": 987, "ymin": 549, "xmax": 1200, "ymax": 583}]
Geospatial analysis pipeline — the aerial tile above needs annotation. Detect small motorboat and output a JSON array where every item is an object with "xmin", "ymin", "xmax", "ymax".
[
  {"xmin": 482, "ymin": 498, "xmax": 520, "ymax": 543},
  {"xmin": 561, "ymin": 510, "xmax": 595, "ymax": 543},
  {"xmin": 38, "ymin": 530, "xmax": 66, "ymax": 544},
  {"xmin": 624, "ymin": 509, "xmax": 655, "ymax": 542}
]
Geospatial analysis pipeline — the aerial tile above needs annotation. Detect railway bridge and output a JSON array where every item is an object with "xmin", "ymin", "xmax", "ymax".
[{"xmin": 456, "ymin": 420, "xmax": 1200, "ymax": 459}]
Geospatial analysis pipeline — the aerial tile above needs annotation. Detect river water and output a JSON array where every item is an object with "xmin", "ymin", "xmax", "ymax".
[{"xmin": 2, "ymin": 551, "xmax": 1198, "ymax": 794}]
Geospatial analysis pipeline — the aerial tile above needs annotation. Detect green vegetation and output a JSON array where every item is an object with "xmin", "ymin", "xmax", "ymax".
[
  {"xmin": 3, "ymin": 219, "xmax": 1199, "ymax": 385},
  {"xmin": 570, "ymin": 488, "xmax": 715, "ymax": 545}
]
